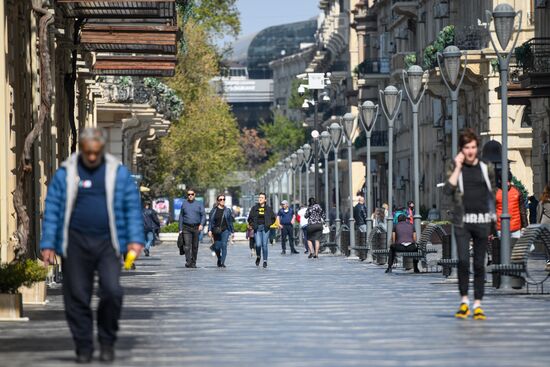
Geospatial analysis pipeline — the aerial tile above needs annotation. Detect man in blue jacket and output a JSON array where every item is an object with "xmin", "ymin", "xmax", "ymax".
[
  {"xmin": 40, "ymin": 128, "xmax": 144, "ymax": 364},
  {"xmin": 178, "ymin": 188, "xmax": 206, "ymax": 268}
]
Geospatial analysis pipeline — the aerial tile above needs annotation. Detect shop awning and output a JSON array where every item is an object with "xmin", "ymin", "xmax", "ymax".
[
  {"xmin": 80, "ymin": 24, "xmax": 178, "ymax": 54},
  {"xmin": 57, "ymin": 0, "xmax": 176, "ymax": 21},
  {"xmin": 93, "ymin": 55, "xmax": 177, "ymax": 77}
]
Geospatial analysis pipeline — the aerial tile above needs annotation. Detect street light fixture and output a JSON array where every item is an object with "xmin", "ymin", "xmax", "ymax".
[
  {"xmin": 437, "ymin": 46, "xmax": 467, "ymax": 275},
  {"xmin": 341, "ymin": 112, "xmax": 357, "ymax": 255},
  {"xmin": 296, "ymin": 148, "xmax": 305, "ymax": 205},
  {"xmin": 320, "ymin": 131, "xmax": 332, "ymax": 223},
  {"xmin": 303, "ymin": 143, "xmax": 312, "ymax": 201},
  {"xmin": 284, "ymin": 157, "xmax": 292, "ymax": 203},
  {"xmin": 379, "ymin": 85, "xmax": 403, "ymax": 249},
  {"xmin": 291, "ymin": 153, "xmax": 298, "ymax": 205},
  {"xmin": 358, "ymin": 100, "xmax": 379, "ymax": 238},
  {"xmin": 403, "ymin": 65, "xmax": 429, "ymax": 237},
  {"xmin": 276, "ymin": 161, "xmax": 284, "ymax": 206},
  {"xmin": 483, "ymin": 3, "xmax": 522, "ymax": 289},
  {"xmin": 329, "ymin": 121, "xmax": 343, "ymax": 250},
  {"xmin": 298, "ymin": 72, "xmax": 332, "ymax": 201}
]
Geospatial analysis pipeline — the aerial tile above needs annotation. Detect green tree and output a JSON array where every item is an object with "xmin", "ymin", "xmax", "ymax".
[
  {"xmin": 239, "ymin": 128, "xmax": 269, "ymax": 172},
  {"xmin": 191, "ymin": 0, "xmax": 240, "ymax": 40},
  {"xmin": 157, "ymin": 21, "xmax": 242, "ymax": 191},
  {"xmin": 260, "ymin": 113, "xmax": 306, "ymax": 160}
]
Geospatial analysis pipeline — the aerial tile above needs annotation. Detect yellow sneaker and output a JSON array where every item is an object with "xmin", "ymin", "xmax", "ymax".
[
  {"xmin": 473, "ymin": 307, "xmax": 487, "ymax": 320},
  {"xmin": 454, "ymin": 303, "xmax": 470, "ymax": 319}
]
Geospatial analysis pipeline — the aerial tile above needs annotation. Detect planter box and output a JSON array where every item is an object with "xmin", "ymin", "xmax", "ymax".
[
  {"xmin": 233, "ymin": 232, "xmax": 247, "ymax": 242},
  {"xmin": 19, "ymin": 281, "xmax": 47, "ymax": 305},
  {"xmin": 0, "ymin": 293, "xmax": 28, "ymax": 321},
  {"xmin": 159, "ymin": 233, "xmax": 178, "ymax": 242}
]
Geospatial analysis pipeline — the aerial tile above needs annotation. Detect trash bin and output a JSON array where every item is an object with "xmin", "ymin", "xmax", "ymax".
[
  {"xmin": 372, "ymin": 232, "xmax": 387, "ymax": 265},
  {"xmin": 441, "ymin": 233, "xmax": 452, "ymax": 277},
  {"xmin": 341, "ymin": 227, "xmax": 350, "ymax": 256},
  {"xmin": 356, "ymin": 230, "xmax": 368, "ymax": 260}
]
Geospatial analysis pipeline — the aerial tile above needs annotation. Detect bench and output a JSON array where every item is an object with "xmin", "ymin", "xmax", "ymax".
[
  {"xmin": 368, "ymin": 225, "xmax": 388, "ymax": 265},
  {"xmin": 491, "ymin": 224, "xmax": 550, "ymax": 293},
  {"xmin": 386, "ymin": 223, "xmax": 448, "ymax": 272}
]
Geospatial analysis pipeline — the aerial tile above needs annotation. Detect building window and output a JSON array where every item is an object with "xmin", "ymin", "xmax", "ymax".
[{"xmin": 521, "ymin": 105, "xmax": 532, "ymax": 128}]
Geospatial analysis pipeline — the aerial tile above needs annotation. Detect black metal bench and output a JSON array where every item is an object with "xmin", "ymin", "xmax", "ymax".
[
  {"xmin": 368, "ymin": 225, "xmax": 388, "ymax": 265},
  {"xmin": 491, "ymin": 224, "xmax": 550, "ymax": 293},
  {"xmin": 386, "ymin": 223, "xmax": 447, "ymax": 272}
]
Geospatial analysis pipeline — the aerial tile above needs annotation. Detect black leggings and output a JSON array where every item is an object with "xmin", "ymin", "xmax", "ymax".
[{"xmin": 455, "ymin": 223, "xmax": 490, "ymax": 300}]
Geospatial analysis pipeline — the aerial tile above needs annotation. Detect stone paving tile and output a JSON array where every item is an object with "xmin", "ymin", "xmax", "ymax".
[{"xmin": 1, "ymin": 241, "xmax": 550, "ymax": 367}]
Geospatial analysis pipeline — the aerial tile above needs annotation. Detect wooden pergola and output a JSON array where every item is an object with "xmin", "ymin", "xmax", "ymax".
[
  {"xmin": 93, "ymin": 55, "xmax": 177, "ymax": 76},
  {"xmin": 56, "ymin": 0, "xmax": 179, "ymax": 76}
]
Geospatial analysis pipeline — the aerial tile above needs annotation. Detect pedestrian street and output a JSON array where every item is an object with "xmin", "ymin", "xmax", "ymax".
[{"xmin": 1, "ymin": 241, "xmax": 550, "ymax": 367}]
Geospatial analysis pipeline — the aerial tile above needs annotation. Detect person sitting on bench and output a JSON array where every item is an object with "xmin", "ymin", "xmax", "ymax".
[{"xmin": 386, "ymin": 214, "xmax": 419, "ymax": 273}]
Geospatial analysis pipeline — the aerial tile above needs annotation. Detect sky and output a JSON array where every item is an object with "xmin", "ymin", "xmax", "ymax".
[{"xmin": 235, "ymin": 0, "xmax": 319, "ymax": 38}]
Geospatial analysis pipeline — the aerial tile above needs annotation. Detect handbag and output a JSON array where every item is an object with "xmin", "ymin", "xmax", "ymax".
[
  {"xmin": 322, "ymin": 223, "xmax": 330, "ymax": 234},
  {"xmin": 177, "ymin": 231, "xmax": 185, "ymax": 253},
  {"xmin": 211, "ymin": 208, "xmax": 226, "ymax": 235}
]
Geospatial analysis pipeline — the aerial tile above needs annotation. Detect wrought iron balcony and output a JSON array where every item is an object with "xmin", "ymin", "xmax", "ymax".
[
  {"xmin": 355, "ymin": 58, "xmax": 391, "ymax": 77},
  {"xmin": 99, "ymin": 76, "xmax": 183, "ymax": 121},
  {"xmin": 517, "ymin": 38, "xmax": 550, "ymax": 89}
]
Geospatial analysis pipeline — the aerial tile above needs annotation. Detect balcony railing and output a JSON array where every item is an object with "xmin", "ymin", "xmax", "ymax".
[
  {"xmin": 355, "ymin": 58, "xmax": 390, "ymax": 76},
  {"xmin": 354, "ymin": 130, "xmax": 388, "ymax": 149},
  {"xmin": 518, "ymin": 38, "xmax": 550, "ymax": 74}
]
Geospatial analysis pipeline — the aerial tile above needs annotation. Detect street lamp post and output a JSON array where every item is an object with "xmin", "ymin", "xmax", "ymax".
[
  {"xmin": 303, "ymin": 143, "xmax": 312, "ymax": 201},
  {"xmin": 342, "ymin": 112, "xmax": 357, "ymax": 254},
  {"xmin": 329, "ymin": 122, "xmax": 343, "ymax": 250},
  {"xmin": 299, "ymin": 72, "xmax": 331, "ymax": 200},
  {"xmin": 484, "ymin": 4, "xmax": 522, "ymax": 289},
  {"xmin": 320, "ymin": 131, "xmax": 332, "ymax": 223},
  {"xmin": 291, "ymin": 153, "xmax": 298, "ymax": 205},
  {"xmin": 284, "ymin": 157, "xmax": 292, "ymax": 203},
  {"xmin": 296, "ymin": 148, "xmax": 304, "ymax": 205},
  {"xmin": 276, "ymin": 162, "xmax": 284, "ymax": 206},
  {"xmin": 358, "ymin": 100, "xmax": 379, "ymax": 238},
  {"xmin": 402, "ymin": 65, "xmax": 429, "ymax": 237},
  {"xmin": 437, "ymin": 45, "xmax": 467, "ymax": 276},
  {"xmin": 379, "ymin": 86, "xmax": 403, "ymax": 249}
]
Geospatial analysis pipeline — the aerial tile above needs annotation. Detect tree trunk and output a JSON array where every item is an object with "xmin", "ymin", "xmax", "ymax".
[{"xmin": 12, "ymin": 7, "xmax": 54, "ymax": 260}]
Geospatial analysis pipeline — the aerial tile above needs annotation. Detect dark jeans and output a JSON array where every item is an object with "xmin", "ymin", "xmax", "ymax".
[
  {"xmin": 387, "ymin": 243, "xmax": 419, "ymax": 270},
  {"xmin": 255, "ymin": 225, "xmax": 269, "ymax": 261},
  {"xmin": 63, "ymin": 230, "xmax": 123, "ymax": 354},
  {"xmin": 214, "ymin": 230, "xmax": 231, "ymax": 264},
  {"xmin": 455, "ymin": 223, "xmax": 490, "ymax": 300},
  {"xmin": 182, "ymin": 224, "xmax": 200, "ymax": 266},
  {"xmin": 302, "ymin": 227, "xmax": 308, "ymax": 250},
  {"xmin": 281, "ymin": 224, "xmax": 296, "ymax": 252}
]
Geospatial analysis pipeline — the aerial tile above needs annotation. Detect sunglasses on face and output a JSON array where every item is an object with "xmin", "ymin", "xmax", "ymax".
[
  {"xmin": 218, "ymin": 198, "xmax": 226, "ymax": 202},
  {"xmin": 187, "ymin": 193, "xmax": 195, "ymax": 197}
]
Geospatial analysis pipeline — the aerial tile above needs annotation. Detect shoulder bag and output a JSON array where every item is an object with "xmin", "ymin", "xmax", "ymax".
[{"xmin": 212, "ymin": 208, "xmax": 226, "ymax": 235}]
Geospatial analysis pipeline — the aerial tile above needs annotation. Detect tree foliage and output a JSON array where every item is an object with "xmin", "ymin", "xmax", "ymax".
[
  {"xmin": 239, "ymin": 128, "xmax": 269, "ymax": 171},
  {"xmin": 191, "ymin": 0, "xmax": 241, "ymax": 40},
  {"xmin": 156, "ymin": 21, "xmax": 242, "ymax": 192},
  {"xmin": 260, "ymin": 113, "xmax": 306, "ymax": 160}
]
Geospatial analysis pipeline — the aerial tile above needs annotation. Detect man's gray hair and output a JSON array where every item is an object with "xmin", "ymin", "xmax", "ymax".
[{"xmin": 79, "ymin": 128, "xmax": 107, "ymax": 145}]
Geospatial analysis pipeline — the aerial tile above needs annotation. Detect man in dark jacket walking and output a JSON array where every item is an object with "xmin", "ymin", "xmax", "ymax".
[
  {"xmin": 354, "ymin": 195, "xmax": 368, "ymax": 233},
  {"xmin": 178, "ymin": 189, "xmax": 206, "ymax": 268},
  {"xmin": 40, "ymin": 128, "xmax": 144, "ymax": 363},
  {"xmin": 248, "ymin": 192, "xmax": 276, "ymax": 268},
  {"xmin": 142, "ymin": 201, "xmax": 160, "ymax": 257}
]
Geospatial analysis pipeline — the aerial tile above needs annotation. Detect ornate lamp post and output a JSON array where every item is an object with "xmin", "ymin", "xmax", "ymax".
[
  {"xmin": 329, "ymin": 121, "xmax": 343, "ymax": 249},
  {"xmin": 296, "ymin": 148, "xmax": 305, "ymax": 205},
  {"xmin": 276, "ymin": 161, "xmax": 284, "ymax": 206},
  {"xmin": 483, "ymin": 4, "xmax": 522, "ymax": 289},
  {"xmin": 358, "ymin": 100, "xmax": 379, "ymax": 238},
  {"xmin": 379, "ymin": 85, "xmax": 403, "ymax": 249},
  {"xmin": 303, "ymin": 143, "xmax": 313, "ymax": 201},
  {"xmin": 284, "ymin": 157, "xmax": 292, "ymax": 203},
  {"xmin": 437, "ymin": 45, "xmax": 467, "ymax": 275},
  {"xmin": 291, "ymin": 153, "xmax": 298, "ymax": 205},
  {"xmin": 320, "ymin": 131, "xmax": 332, "ymax": 223},
  {"xmin": 402, "ymin": 65, "xmax": 429, "ymax": 236},
  {"xmin": 298, "ymin": 72, "xmax": 332, "ymax": 200},
  {"xmin": 342, "ymin": 112, "xmax": 357, "ymax": 253}
]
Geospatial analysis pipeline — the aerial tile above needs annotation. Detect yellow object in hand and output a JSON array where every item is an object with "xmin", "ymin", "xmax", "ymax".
[{"xmin": 124, "ymin": 250, "xmax": 137, "ymax": 270}]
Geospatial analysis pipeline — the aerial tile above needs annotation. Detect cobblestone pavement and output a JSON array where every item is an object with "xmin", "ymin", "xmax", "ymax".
[{"xmin": 1, "ymin": 240, "xmax": 550, "ymax": 367}]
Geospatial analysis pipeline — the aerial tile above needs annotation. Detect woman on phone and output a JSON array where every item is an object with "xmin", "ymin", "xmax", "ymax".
[{"xmin": 208, "ymin": 194, "xmax": 234, "ymax": 268}]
